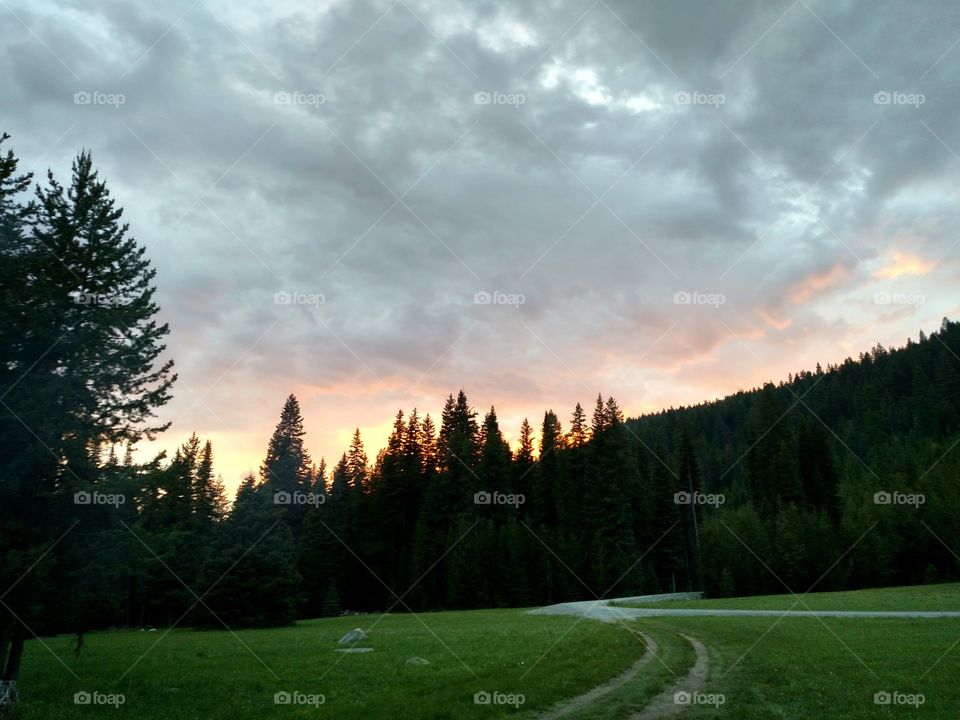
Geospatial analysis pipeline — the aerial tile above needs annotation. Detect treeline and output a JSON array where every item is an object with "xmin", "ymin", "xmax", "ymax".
[
  {"xmin": 88, "ymin": 391, "xmax": 703, "ymax": 628},
  {"xmin": 54, "ymin": 317, "xmax": 960, "ymax": 630},
  {"xmin": 141, "ymin": 321, "xmax": 960, "ymax": 627}
]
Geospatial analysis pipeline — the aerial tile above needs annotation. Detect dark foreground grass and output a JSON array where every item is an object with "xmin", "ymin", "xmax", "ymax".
[{"xmin": 14, "ymin": 609, "xmax": 646, "ymax": 719}]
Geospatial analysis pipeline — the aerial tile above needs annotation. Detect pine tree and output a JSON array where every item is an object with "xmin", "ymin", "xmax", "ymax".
[
  {"xmin": 513, "ymin": 417, "xmax": 536, "ymax": 505},
  {"xmin": 346, "ymin": 428, "xmax": 367, "ymax": 491},
  {"xmin": 194, "ymin": 439, "xmax": 226, "ymax": 528},
  {"xmin": 0, "ymin": 144, "xmax": 175, "ymax": 705},
  {"xmin": 261, "ymin": 394, "xmax": 312, "ymax": 495},
  {"xmin": 479, "ymin": 407, "xmax": 512, "ymax": 499},
  {"xmin": 568, "ymin": 402, "xmax": 588, "ymax": 447},
  {"xmin": 533, "ymin": 411, "xmax": 563, "ymax": 529},
  {"xmin": 591, "ymin": 394, "xmax": 607, "ymax": 439}
]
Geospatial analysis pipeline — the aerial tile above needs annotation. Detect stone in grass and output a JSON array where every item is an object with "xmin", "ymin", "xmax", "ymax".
[
  {"xmin": 338, "ymin": 628, "xmax": 367, "ymax": 644},
  {"xmin": 405, "ymin": 656, "xmax": 430, "ymax": 666},
  {"xmin": 334, "ymin": 647, "xmax": 374, "ymax": 654}
]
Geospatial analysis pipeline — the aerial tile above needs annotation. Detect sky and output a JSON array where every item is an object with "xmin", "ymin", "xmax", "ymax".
[{"xmin": 3, "ymin": 0, "xmax": 959, "ymax": 493}]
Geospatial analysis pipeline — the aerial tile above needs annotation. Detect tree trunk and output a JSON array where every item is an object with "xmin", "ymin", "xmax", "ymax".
[
  {"xmin": 0, "ymin": 618, "xmax": 10, "ymax": 675},
  {"xmin": 2, "ymin": 630, "xmax": 24, "ymax": 681},
  {"xmin": 0, "ymin": 625, "xmax": 23, "ymax": 709}
]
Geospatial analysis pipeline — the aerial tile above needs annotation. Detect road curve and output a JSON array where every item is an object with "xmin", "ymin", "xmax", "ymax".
[{"xmin": 530, "ymin": 596, "xmax": 960, "ymax": 620}]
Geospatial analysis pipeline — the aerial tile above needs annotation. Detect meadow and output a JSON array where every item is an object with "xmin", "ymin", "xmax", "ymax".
[{"xmin": 14, "ymin": 584, "xmax": 960, "ymax": 718}]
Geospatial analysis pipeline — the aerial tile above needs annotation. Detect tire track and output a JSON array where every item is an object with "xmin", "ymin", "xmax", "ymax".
[
  {"xmin": 537, "ymin": 632, "xmax": 659, "ymax": 719},
  {"xmin": 629, "ymin": 634, "xmax": 709, "ymax": 720}
]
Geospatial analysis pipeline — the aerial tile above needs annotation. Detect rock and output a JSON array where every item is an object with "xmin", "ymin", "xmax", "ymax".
[
  {"xmin": 405, "ymin": 656, "xmax": 430, "ymax": 666},
  {"xmin": 333, "ymin": 647, "xmax": 374, "ymax": 653},
  {"xmin": 338, "ymin": 628, "xmax": 366, "ymax": 644}
]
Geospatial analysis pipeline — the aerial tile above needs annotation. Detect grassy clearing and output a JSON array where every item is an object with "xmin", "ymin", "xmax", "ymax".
[
  {"xmin": 617, "ymin": 582, "xmax": 960, "ymax": 611},
  {"xmin": 15, "ymin": 585, "xmax": 960, "ymax": 719},
  {"xmin": 14, "ymin": 609, "xmax": 647, "ymax": 719},
  {"xmin": 646, "ymin": 614, "xmax": 960, "ymax": 719}
]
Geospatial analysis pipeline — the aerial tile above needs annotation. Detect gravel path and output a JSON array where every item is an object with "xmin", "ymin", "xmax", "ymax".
[{"xmin": 532, "ymin": 596, "xmax": 960, "ymax": 620}]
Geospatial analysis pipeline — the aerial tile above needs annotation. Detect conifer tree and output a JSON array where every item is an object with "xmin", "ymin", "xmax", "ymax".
[{"xmin": 0, "ymin": 143, "xmax": 175, "ymax": 705}]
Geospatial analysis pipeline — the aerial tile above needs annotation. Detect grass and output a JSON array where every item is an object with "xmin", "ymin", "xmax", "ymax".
[
  {"xmin": 14, "ymin": 609, "xmax": 650, "ymax": 719},
  {"xmin": 617, "ymin": 582, "xmax": 960, "ymax": 611},
  {"xmin": 14, "ymin": 584, "xmax": 960, "ymax": 718},
  {"xmin": 649, "ymin": 615, "xmax": 960, "ymax": 719},
  {"xmin": 562, "ymin": 626, "xmax": 692, "ymax": 720},
  {"xmin": 598, "ymin": 583, "xmax": 960, "ymax": 718}
]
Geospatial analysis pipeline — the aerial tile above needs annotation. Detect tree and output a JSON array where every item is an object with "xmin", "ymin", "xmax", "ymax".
[
  {"xmin": 194, "ymin": 440, "xmax": 227, "ymax": 528},
  {"xmin": 346, "ymin": 428, "xmax": 368, "ymax": 491},
  {"xmin": 0, "ymin": 142, "xmax": 175, "ymax": 706},
  {"xmin": 479, "ymin": 407, "xmax": 512, "ymax": 499},
  {"xmin": 261, "ymin": 394, "xmax": 312, "ymax": 495},
  {"xmin": 567, "ymin": 402, "xmax": 588, "ymax": 448},
  {"xmin": 534, "ymin": 410, "xmax": 563, "ymax": 529}
]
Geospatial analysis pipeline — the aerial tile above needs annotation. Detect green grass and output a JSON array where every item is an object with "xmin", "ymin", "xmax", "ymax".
[
  {"xmin": 603, "ymin": 583, "xmax": 960, "ymax": 718},
  {"xmin": 562, "ymin": 625, "xmax": 692, "ymax": 720},
  {"xmin": 14, "ymin": 609, "xmax": 649, "ymax": 719},
  {"xmin": 14, "ymin": 585, "xmax": 960, "ymax": 719},
  {"xmin": 647, "ymin": 615, "xmax": 960, "ymax": 719},
  {"xmin": 617, "ymin": 582, "xmax": 960, "ymax": 611}
]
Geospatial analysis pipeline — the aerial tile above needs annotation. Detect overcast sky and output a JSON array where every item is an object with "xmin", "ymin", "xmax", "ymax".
[{"xmin": 3, "ymin": 0, "xmax": 959, "ymax": 491}]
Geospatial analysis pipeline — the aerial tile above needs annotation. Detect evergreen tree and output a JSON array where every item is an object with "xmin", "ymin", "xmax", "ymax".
[
  {"xmin": 0, "ymin": 143, "xmax": 175, "ymax": 705},
  {"xmin": 567, "ymin": 402, "xmax": 588, "ymax": 447},
  {"xmin": 261, "ymin": 394, "xmax": 312, "ymax": 495}
]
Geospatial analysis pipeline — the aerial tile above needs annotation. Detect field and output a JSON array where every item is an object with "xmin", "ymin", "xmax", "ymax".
[
  {"xmin": 13, "ymin": 610, "xmax": 658, "ymax": 719},
  {"xmin": 13, "ymin": 584, "xmax": 960, "ymax": 718}
]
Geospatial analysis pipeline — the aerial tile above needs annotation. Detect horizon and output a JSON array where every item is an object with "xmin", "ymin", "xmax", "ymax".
[{"xmin": 140, "ymin": 315, "xmax": 953, "ymax": 493}]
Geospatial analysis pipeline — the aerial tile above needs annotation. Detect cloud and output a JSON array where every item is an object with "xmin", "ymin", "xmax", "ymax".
[{"xmin": 3, "ymin": 0, "xmax": 959, "ymax": 490}]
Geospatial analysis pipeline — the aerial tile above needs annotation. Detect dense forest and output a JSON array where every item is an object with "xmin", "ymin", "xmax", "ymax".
[
  {"xmin": 2, "ymin": 131, "xmax": 959, "ymax": 646},
  {"xmin": 156, "ymin": 314, "xmax": 960, "ymax": 627},
  {"xmin": 16, "ymin": 317, "xmax": 960, "ymax": 633}
]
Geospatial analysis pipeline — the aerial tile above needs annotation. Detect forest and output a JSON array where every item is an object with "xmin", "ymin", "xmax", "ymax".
[{"xmin": 2, "ymin": 132, "xmax": 958, "ymax": 644}]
